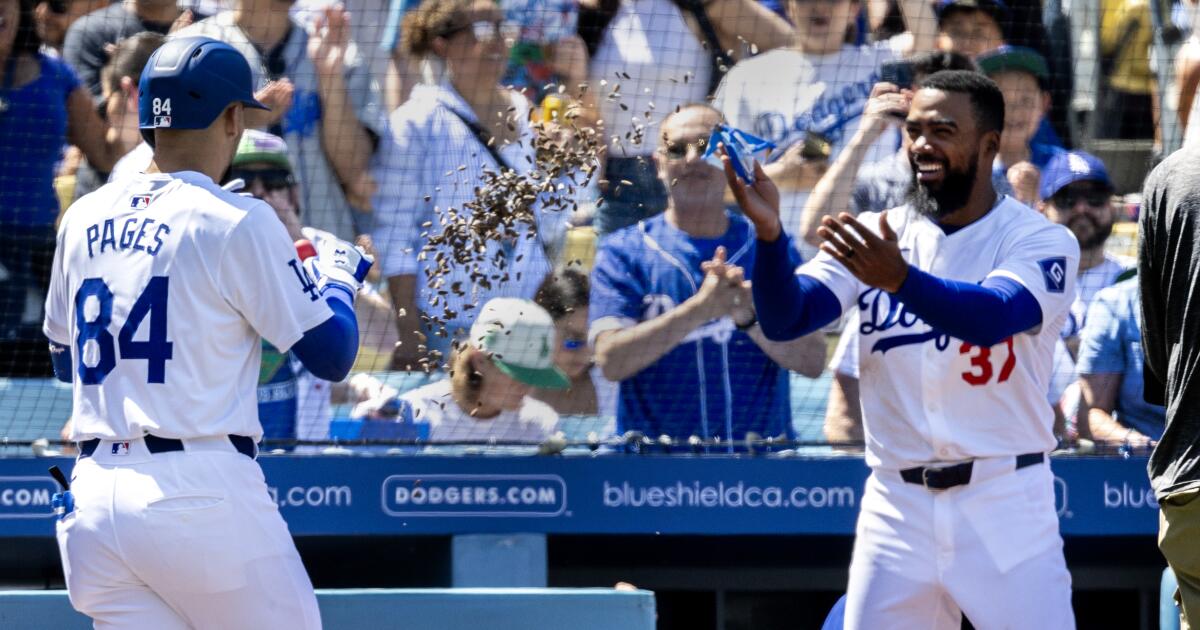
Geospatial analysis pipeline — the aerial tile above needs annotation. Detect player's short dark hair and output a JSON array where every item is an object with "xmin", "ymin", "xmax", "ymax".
[
  {"xmin": 916, "ymin": 70, "xmax": 1006, "ymax": 137},
  {"xmin": 104, "ymin": 32, "xmax": 167, "ymax": 96},
  {"xmin": 909, "ymin": 51, "xmax": 978, "ymax": 80},
  {"xmin": 534, "ymin": 267, "xmax": 589, "ymax": 321}
]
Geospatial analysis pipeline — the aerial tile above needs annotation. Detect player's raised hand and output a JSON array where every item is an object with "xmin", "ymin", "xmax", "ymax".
[
  {"xmin": 818, "ymin": 211, "xmax": 910, "ymax": 293},
  {"xmin": 304, "ymin": 235, "xmax": 375, "ymax": 300},
  {"xmin": 720, "ymin": 146, "xmax": 783, "ymax": 242}
]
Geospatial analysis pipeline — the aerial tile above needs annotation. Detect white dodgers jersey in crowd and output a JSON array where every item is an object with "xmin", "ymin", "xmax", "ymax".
[
  {"xmin": 798, "ymin": 196, "xmax": 1080, "ymax": 469},
  {"xmin": 43, "ymin": 171, "xmax": 333, "ymax": 441}
]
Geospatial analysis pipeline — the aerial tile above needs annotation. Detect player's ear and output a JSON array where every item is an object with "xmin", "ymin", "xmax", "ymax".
[
  {"xmin": 981, "ymin": 130, "xmax": 1000, "ymax": 156},
  {"xmin": 225, "ymin": 103, "xmax": 244, "ymax": 141}
]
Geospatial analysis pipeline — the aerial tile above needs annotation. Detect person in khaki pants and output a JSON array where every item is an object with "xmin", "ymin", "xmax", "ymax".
[
  {"xmin": 1139, "ymin": 144, "xmax": 1200, "ymax": 628},
  {"xmin": 1160, "ymin": 488, "xmax": 1200, "ymax": 627}
]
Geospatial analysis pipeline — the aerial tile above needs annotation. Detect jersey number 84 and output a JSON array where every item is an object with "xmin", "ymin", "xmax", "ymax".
[{"xmin": 74, "ymin": 276, "xmax": 173, "ymax": 385}]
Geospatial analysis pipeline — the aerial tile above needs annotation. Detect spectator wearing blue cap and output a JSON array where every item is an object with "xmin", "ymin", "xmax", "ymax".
[
  {"xmin": 1035, "ymin": 151, "xmax": 1130, "ymax": 441},
  {"xmin": 1037, "ymin": 151, "xmax": 1128, "ymax": 336}
]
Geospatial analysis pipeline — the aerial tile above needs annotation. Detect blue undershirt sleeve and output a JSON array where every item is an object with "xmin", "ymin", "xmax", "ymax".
[
  {"xmin": 893, "ymin": 266, "xmax": 1043, "ymax": 347},
  {"xmin": 752, "ymin": 232, "xmax": 843, "ymax": 341},
  {"xmin": 49, "ymin": 342, "xmax": 72, "ymax": 383},
  {"xmin": 291, "ymin": 296, "xmax": 360, "ymax": 382}
]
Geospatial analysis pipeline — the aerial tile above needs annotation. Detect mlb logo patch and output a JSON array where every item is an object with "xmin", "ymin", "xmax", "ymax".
[
  {"xmin": 1039, "ymin": 257, "xmax": 1067, "ymax": 293},
  {"xmin": 110, "ymin": 442, "xmax": 130, "ymax": 456},
  {"xmin": 154, "ymin": 115, "xmax": 171, "ymax": 127},
  {"xmin": 130, "ymin": 195, "xmax": 151, "ymax": 209}
]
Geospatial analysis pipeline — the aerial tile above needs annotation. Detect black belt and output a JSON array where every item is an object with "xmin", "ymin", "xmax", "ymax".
[
  {"xmin": 78, "ymin": 435, "xmax": 257, "ymax": 460},
  {"xmin": 900, "ymin": 452, "xmax": 1045, "ymax": 490}
]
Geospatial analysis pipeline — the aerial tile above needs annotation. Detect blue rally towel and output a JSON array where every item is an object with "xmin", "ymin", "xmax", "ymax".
[{"xmin": 702, "ymin": 124, "xmax": 775, "ymax": 184}]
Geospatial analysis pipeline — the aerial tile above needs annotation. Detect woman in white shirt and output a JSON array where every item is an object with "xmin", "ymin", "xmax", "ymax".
[
  {"xmin": 372, "ymin": 0, "xmax": 567, "ymax": 367},
  {"xmin": 397, "ymin": 298, "xmax": 567, "ymax": 446}
]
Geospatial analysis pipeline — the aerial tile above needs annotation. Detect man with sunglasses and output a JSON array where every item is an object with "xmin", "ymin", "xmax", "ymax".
[
  {"xmin": 1036, "ymin": 151, "xmax": 1128, "ymax": 344},
  {"xmin": 590, "ymin": 104, "xmax": 827, "ymax": 450},
  {"xmin": 1034, "ymin": 151, "xmax": 1128, "ymax": 442}
]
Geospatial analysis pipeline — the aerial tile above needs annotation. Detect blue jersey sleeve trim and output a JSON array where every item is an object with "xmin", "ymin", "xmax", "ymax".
[
  {"xmin": 49, "ymin": 342, "xmax": 72, "ymax": 383},
  {"xmin": 292, "ymin": 297, "xmax": 359, "ymax": 382},
  {"xmin": 752, "ymin": 231, "xmax": 842, "ymax": 341},
  {"xmin": 893, "ymin": 267, "xmax": 1042, "ymax": 347}
]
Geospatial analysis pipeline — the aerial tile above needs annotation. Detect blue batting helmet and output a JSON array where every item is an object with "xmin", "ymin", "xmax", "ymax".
[{"xmin": 138, "ymin": 36, "xmax": 268, "ymax": 146}]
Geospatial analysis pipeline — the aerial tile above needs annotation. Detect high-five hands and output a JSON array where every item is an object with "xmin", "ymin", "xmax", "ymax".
[{"xmin": 817, "ymin": 211, "xmax": 910, "ymax": 293}]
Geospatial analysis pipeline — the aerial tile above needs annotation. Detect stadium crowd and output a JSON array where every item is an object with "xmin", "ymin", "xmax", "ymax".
[{"xmin": 0, "ymin": 0, "xmax": 1179, "ymax": 454}]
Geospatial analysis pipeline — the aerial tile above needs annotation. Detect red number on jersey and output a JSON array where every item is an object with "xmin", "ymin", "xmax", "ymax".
[{"xmin": 958, "ymin": 337, "xmax": 1016, "ymax": 386}]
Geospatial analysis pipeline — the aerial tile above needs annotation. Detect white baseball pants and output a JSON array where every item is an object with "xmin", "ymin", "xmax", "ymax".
[
  {"xmin": 844, "ymin": 458, "xmax": 1075, "ymax": 629},
  {"xmin": 56, "ymin": 437, "xmax": 321, "ymax": 629}
]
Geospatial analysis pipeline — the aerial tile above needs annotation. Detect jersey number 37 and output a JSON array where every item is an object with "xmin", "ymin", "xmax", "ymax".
[{"xmin": 74, "ymin": 277, "xmax": 173, "ymax": 385}]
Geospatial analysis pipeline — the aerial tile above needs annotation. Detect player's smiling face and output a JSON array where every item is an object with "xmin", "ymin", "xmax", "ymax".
[{"xmin": 904, "ymin": 89, "xmax": 994, "ymax": 218}]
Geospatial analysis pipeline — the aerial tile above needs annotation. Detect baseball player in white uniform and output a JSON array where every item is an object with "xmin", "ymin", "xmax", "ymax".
[
  {"xmin": 727, "ymin": 70, "xmax": 1078, "ymax": 628},
  {"xmin": 43, "ymin": 36, "xmax": 371, "ymax": 629}
]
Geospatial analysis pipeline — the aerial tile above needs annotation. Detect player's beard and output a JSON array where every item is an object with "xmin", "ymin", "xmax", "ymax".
[{"xmin": 906, "ymin": 155, "xmax": 979, "ymax": 220}]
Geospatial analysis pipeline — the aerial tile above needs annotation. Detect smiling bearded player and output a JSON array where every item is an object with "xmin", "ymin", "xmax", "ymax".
[{"xmin": 722, "ymin": 69, "xmax": 1079, "ymax": 628}]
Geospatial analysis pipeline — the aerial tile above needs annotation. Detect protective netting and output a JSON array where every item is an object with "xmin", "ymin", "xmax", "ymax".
[{"xmin": 0, "ymin": 0, "xmax": 1166, "ymax": 455}]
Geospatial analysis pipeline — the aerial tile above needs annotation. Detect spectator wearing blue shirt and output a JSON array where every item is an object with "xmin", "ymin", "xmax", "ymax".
[
  {"xmin": 589, "ymin": 104, "xmax": 826, "ymax": 448},
  {"xmin": 0, "ymin": 0, "xmax": 131, "ymax": 376},
  {"xmin": 1076, "ymin": 277, "xmax": 1166, "ymax": 447}
]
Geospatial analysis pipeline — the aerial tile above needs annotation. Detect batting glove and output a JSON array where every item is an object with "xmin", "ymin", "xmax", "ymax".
[{"xmin": 303, "ymin": 237, "xmax": 374, "ymax": 301}]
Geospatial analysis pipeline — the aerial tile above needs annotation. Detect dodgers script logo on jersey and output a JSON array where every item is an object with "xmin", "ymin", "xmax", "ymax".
[{"xmin": 857, "ymin": 288, "xmax": 952, "ymax": 354}]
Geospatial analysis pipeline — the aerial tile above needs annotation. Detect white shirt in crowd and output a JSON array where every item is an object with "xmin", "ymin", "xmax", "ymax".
[
  {"xmin": 371, "ymin": 81, "xmax": 568, "ymax": 337},
  {"xmin": 800, "ymin": 197, "xmax": 1079, "ymax": 469},
  {"xmin": 44, "ymin": 171, "xmax": 332, "ymax": 440},
  {"xmin": 400, "ymin": 379, "xmax": 559, "ymax": 444},
  {"xmin": 714, "ymin": 41, "xmax": 904, "ymax": 238},
  {"xmin": 108, "ymin": 142, "xmax": 152, "ymax": 183},
  {"xmin": 588, "ymin": 0, "xmax": 711, "ymax": 156}
]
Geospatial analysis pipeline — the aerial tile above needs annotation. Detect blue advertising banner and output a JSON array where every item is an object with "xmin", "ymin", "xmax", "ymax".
[{"xmin": 0, "ymin": 455, "xmax": 1158, "ymax": 538}]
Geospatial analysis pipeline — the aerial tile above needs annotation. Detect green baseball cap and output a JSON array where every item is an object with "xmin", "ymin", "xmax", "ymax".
[
  {"xmin": 975, "ymin": 45, "xmax": 1049, "ymax": 82},
  {"xmin": 469, "ymin": 298, "xmax": 570, "ymax": 390},
  {"xmin": 232, "ymin": 128, "xmax": 292, "ymax": 170}
]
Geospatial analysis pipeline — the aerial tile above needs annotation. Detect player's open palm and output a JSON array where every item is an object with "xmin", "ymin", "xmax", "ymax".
[
  {"xmin": 818, "ymin": 211, "xmax": 910, "ymax": 293},
  {"xmin": 720, "ymin": 150, "xmax": 783, "ymax": 242}
]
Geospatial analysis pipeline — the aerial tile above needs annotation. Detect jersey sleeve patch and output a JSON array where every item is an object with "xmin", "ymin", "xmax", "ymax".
[{"xmin": 1038, "ymin": 257, "xmax": 1068, "ymax": 294}]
